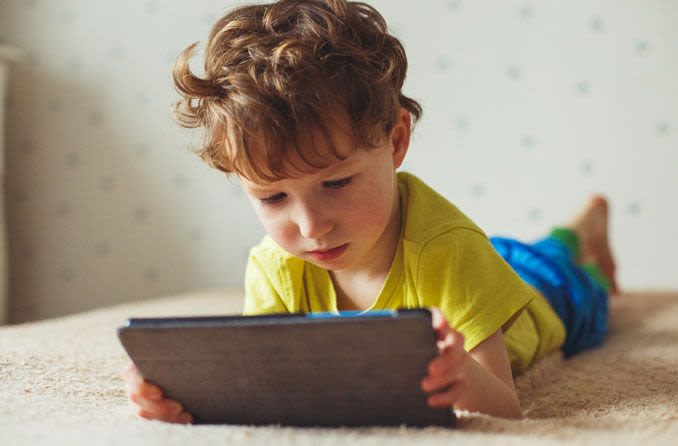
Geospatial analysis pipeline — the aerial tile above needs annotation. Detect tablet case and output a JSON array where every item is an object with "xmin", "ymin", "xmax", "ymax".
[{"xmin": 117, "ymin": 309, "xmax": 455, "ymax": 427}]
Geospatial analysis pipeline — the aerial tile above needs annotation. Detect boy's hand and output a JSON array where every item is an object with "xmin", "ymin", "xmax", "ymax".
[
  {"xmin": 121, "ymin": 361, "xmax": 194, "ymax": 424},
  {"xmin": 420, "ymin": 307, "xmax": 470, "ymax": 409}
]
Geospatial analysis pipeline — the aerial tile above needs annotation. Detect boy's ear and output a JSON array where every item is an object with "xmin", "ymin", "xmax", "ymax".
[{"xmin": 390, "ymin": 108, "xmax": 411, "ymax": 169}]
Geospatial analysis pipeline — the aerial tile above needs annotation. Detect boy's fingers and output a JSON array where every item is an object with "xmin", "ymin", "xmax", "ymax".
[
  {"xmin": 137, "ymin": 407, "xmax": 170, "ymax": 422},
  {"xmin": 176, "ymin": 412, "xmax": 194, "ymax": 424},
  {"xmin": 141, "ymin": 383, "xmax": 163, "ymax": 400},
  {"xmin": 428, "ymin": 345, "xmax": 467, "ymax": 379},
  {"xmin": 125, "ymin": 377, "xmax": 163, "ymax": 403},
  {"xmin": 121, "ymin": 361, "xmax": 140, "ymax": 380},
  {"xmin": 422, "ymin": 332, "xmax": 467, "ymax": 393},
  {"xmin": 421, "ymin": 372, "xmax": 455, "ymax": 394},
  {"xmin": 437, "ymin": 329, "xmax": 464, "ymax": 351},
  {"xmin": 120, "ymin": 363, "xmax": 131, "ymax": 378},
  {"xmin": 429, "ymin": 307, "xmax": 443, "ymax": 324},
  {"xmin": 130, "ymin": 397, "xmax": 185, "ymax": 421},
  {"xmin": 121, "ymin": 362, "xmax": 143, "ymax": 385},
  {"xmin": 435, "ymin": 337, "xmax": 465, "ymax": 364},
  {"xmin": 427, "ymin": 381, "xmax": 464, "ymax": 408},
  {"xmin": 122, "ymin": 364, "xmax": 163, "ymax": 400},
  {"xmin": 428, "ymin": 307, "xmax": 451, "ymax": 341},
  {"xmin": 123, "ymin": 361, "xmax": 191, "ymax": 424}
]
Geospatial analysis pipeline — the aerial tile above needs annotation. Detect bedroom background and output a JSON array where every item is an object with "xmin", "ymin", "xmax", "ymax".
[{"xmin": 0, "ymin": 0, "xmax": 676, "ymax": 324}]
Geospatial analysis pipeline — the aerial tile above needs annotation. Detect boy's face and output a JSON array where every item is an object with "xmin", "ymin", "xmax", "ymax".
[{"xmin": 239, "ymin": 111, "xmax": 410, "ymax": 274}]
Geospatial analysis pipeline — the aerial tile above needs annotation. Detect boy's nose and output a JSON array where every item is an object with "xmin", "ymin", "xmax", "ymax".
[{"xmin": 296, "ymin": 208, "xmax": 333, "ymax": 240}]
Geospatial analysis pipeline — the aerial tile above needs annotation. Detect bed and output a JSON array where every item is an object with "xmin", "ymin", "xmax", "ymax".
[{"xmin": 1, "ymin": 290, "xmax": 676, "ymax": 444}]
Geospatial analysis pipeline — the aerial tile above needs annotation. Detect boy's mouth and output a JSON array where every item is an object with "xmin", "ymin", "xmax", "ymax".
[{"xmin": 305, "ymin": 244, "xmax": 348, "ymax": 262}]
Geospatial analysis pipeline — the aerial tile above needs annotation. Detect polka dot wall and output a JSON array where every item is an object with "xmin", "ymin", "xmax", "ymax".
[{"xmin": 0, "ymin": 0, "xmax": 676, "ymax": 323}]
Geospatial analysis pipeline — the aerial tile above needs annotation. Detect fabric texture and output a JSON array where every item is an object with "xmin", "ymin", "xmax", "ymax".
[
  {"xmin": 244, "ymin": 172, "xmax": 565, "ymax": 375},
  {"xmin": 2, "ymin": 290, "xmax": 677, "ymax": 445},
  {"xmin": 490, "ymin": 231, "xmax": 609, "ymax": 357}
]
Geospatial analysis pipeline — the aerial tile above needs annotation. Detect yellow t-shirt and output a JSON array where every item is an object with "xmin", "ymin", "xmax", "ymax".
[{"xmin": 243, "ymin": 172, "xmax": 566, "ymax": 375}]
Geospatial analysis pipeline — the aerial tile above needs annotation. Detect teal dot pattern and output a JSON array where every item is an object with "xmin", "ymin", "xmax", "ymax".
[{"xmin": 0, "ymin": 0, "xmax": 676, "ymax": 322}]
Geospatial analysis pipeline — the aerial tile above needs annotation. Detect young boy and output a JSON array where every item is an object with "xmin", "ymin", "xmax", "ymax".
[{"xmin": 122, "ymin": 0, "xmax": 619, "ymax": 424}]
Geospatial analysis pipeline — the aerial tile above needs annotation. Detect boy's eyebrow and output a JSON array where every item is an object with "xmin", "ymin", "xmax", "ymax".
[
  {"xmin": 244, "ymin": 156, "xmax": 359, "ymax": 191},
  {"xmin": 320, "ymin": 156, "xmax": 358, "ymax": 177}
]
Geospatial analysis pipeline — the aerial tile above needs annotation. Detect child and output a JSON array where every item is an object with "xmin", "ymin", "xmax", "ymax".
[{"xmin": 121, "ymin": 0, "xmax": 619, "ymax": 424}]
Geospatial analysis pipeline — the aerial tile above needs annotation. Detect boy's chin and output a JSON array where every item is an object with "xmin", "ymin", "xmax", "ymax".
[
  {"xmin": 305, "ymin": 256, "xmax": 349, "ymax": 268},
  {"xmin": 303, "ymin": 254, "xmax": 352, "ymax": 271}
]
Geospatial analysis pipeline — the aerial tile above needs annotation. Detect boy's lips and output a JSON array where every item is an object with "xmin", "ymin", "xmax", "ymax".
[{"xmin": 305, "ymin": 243, "xmax": 348, "ymax": 262}]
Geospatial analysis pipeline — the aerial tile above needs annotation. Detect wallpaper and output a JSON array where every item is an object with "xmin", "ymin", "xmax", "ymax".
[{"xmin": 0, "ymin": 0, "xmax": 676, "ymax": 322}]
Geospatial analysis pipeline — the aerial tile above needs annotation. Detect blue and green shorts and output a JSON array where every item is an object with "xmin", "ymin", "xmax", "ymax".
[{"xmin": 490, "ymin": 228, "xmax": 610, "ymax": 357}]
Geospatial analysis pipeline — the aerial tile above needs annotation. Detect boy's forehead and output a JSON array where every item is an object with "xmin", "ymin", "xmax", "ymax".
[{"xmin": 236, "ymin": 120, "xmax": 363, "ymax": 187}]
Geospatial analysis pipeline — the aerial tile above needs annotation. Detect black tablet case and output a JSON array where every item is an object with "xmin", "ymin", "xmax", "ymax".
[{"xmin": 117, "ymin": 310, "xmax": 455, "ymax": 427}]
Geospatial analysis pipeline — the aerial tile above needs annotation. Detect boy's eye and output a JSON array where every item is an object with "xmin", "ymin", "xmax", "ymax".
[
  {"xmin": 257, "ymin": 177, "xmax": 351, "ymax": 206},
  {"xmin": 260, "ymin": 192, "xmax": 286, "ymax": 205},
  {"xmin": 323, "ymin": 176, "xmax": 353, "ymax": 189}
]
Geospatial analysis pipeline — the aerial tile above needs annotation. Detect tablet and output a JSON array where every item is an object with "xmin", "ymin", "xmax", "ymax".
[{"xmin": 117, "ymin": 308, "xmax": 455, "ymax": 427}]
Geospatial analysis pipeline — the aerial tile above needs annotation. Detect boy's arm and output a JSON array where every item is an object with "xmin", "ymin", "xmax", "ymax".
[
  {"xmin": 455, "ymin": 329, "xmax": 522, "ymax": 418},
  {"xmin": 421, "ymin": 309, "xmax": 522, "ymax": 419}
]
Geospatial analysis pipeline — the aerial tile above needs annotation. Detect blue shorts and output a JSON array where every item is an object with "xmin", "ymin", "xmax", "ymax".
[{"xmin": 490, "ymin": 235, "xmax": 609, "ymax": 357}]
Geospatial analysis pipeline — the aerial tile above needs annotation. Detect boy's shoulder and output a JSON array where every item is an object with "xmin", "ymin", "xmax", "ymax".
[{"xmin": 398, "ymin": 171, "xmax": 487, "ymax": 247}]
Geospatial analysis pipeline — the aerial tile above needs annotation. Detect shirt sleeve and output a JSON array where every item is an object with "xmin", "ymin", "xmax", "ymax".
[
  {"xmin": 243, "ymin": 250, "xmax": 290, "ymax": 316},
  {"xmin": 416, "ymin": 228, "xmax": 536, "ymax": 352}
]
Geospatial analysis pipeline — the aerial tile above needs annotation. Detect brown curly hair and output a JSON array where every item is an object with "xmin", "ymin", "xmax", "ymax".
[{"xmin": 171, "ymin": 0, "xmax": 422, "ymax": 182}]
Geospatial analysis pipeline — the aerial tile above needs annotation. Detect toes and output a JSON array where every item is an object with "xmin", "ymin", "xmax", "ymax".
[{"xmin": 590, "ymin": 194, "xmax": 608, "ymax": 212}]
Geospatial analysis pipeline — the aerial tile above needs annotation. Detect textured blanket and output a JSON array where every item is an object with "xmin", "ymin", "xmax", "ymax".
[{"xmin": 1, "ymin": 291, "xmax": 677, "ymax": 445}]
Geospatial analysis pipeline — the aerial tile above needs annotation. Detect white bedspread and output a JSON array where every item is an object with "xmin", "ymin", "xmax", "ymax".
[{"xmin": 1, "ymin": 290, "xmax": 677, "ymax": 445}]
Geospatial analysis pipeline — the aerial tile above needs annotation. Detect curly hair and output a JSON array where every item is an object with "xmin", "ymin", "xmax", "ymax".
[{"xmin": 171, "ymin": 0, "xmax": 422, "ymax": 182}]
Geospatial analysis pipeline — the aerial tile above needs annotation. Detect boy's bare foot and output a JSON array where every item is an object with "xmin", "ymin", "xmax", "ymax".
[{"xmin": 567, "ymin": 195, "xmax": 620, "ymax": 296}]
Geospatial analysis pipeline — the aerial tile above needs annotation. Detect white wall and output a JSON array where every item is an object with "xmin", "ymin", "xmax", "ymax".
[{"xmin": 1, "ymin": 0, "xmax": 676, "ymax": 323}]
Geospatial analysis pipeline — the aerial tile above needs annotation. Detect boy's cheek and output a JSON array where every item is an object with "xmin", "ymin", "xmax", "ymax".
[{"xmin": 265, "ymin": 225, "xmax": 301, "ymax": 255}]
